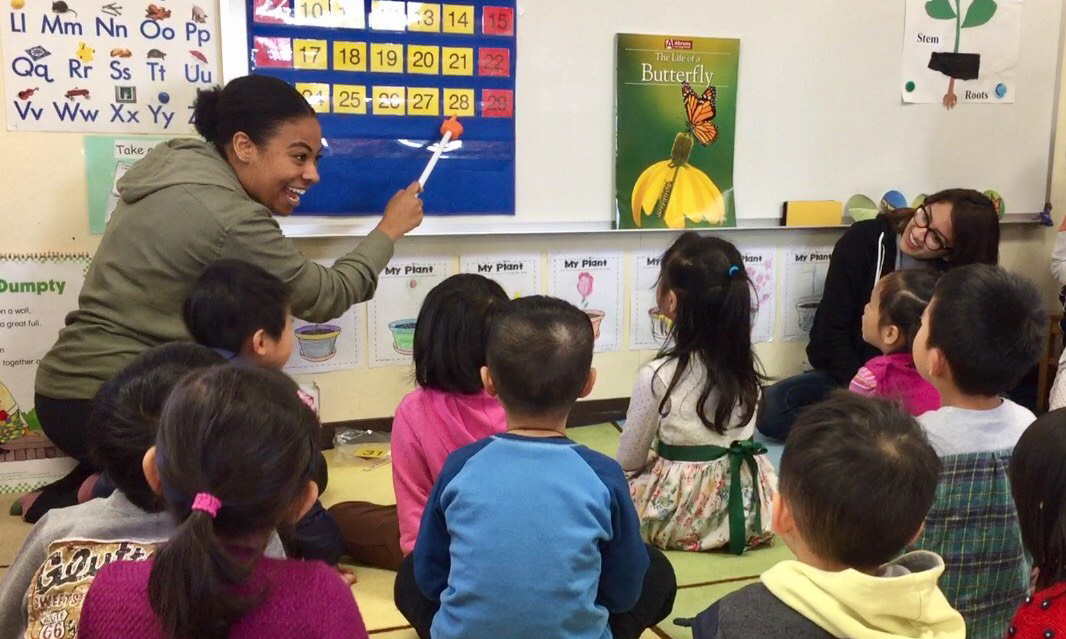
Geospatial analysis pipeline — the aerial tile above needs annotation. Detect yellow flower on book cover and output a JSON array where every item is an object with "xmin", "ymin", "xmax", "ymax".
[{"xmin": 631, "ymin": 133, "xmax": 725, "ymax": 228}]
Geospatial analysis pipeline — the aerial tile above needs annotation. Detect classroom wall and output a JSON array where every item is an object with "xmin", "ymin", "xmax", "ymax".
[{"xmin": 2, "ymin": 39, "xmax": 1063, "ymax": 424}]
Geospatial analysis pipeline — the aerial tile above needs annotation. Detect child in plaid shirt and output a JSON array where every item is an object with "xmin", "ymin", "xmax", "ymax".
[{"xmin": 911, "ymin": 264, "xmax": 1045, "ymax": 639}]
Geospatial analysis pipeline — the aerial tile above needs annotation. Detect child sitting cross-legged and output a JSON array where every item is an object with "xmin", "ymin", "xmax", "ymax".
[
  {"xmin": 394, "ymin": 296, "xmax": 678, "ymax": 639},
  {"xmin": 685, "ymin": 392, "xmax": 965, "ymax": 639}
]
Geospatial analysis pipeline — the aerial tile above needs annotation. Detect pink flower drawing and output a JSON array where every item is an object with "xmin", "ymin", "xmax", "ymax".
[{"xmin": 577, "ymin": 272, "xmax": 594, "ymax": 307}]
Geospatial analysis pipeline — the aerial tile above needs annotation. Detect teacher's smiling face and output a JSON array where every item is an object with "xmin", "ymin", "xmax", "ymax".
[{"xmin": 230, "ymin": 115, "xmax": 324, "ymax": 215}]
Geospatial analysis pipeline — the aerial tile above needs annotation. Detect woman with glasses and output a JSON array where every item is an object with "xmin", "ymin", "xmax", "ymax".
[{"xmin": 757, "ymin": 188, "xmax": 1000, "ymax": 440}]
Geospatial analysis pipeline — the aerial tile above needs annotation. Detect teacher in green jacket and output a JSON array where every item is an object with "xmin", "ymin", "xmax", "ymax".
[{"xmin": 28, "ymin": 75, "xmax": 423, "ymax": 520}]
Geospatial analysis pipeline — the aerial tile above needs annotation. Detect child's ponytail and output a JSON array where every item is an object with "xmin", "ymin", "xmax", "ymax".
[
  {"xmin": 149, "ymin": 502, "xmax": 257, "ymax": 639},
  {"xmin": 146, "ymin": 366, "xmax": 320, "ymax": 639},
  {"xmin": 656, "ymin": 233, "xmax": 764, "ymax": 434}
]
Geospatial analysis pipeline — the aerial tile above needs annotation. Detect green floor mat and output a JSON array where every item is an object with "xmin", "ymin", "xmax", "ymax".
[
  {"xmin": 569, "ymin": 423, "xmax": 794, "ymax": 587},
  {"xmin": 568, "ymin": 422, "xmax": 622, "ymax": 456}
]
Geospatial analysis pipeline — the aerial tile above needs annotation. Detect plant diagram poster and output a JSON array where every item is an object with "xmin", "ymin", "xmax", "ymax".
[{"xmin": 901, "ymin": 0, "xmax": 1022, "ymax": 107}]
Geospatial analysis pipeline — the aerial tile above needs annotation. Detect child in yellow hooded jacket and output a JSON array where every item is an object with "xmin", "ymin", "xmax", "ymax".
[{"xmin": 685, "ymin": 393, "xmax": 964, "ymax": 639}]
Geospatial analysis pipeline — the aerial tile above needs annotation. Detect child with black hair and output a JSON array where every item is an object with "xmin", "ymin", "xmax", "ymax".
[
  {"xmin": 849, "ymin": 269, "xmax": 940, "ymax": 415},
  {"xmin": 1005, "ymin": 408, "xmax": 1066, "ymax": 638},
  {"xmin": 390, "ymin": 273, "xmax": 509, "ymax": 556},
  {"xmin": 394, "ymin": 296, "xmax": 677, "ymax": 639},
  {"xmin": 0, "ymin": 344, "xmax": 285, "ymax": 639},
  {"xmin": 686, "ymin": 393, "xmax": 964, "ymax": 639},
  {"xmin": 618, "ymin": 232, "xmax": 774, "ymax": 554},
  {"xmin": 79, "ymin": 366, "xmax": 367, "ymax": 639},
  {"xmin": 182, "ymin": 258, "xmax": 347, "ymax": 566},
  {"xmin": 183, "ymin": 258, "xmax": 293, "ymax": 366},
  {"xmin": 911, "ymin": 264, "xmax": 1046, "ymax": 639}
]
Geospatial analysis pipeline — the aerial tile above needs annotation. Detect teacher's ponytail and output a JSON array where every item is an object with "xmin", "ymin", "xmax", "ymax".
[{"xmin": 191, "ymin": 84, "xmax": 223, "ymax": 144}]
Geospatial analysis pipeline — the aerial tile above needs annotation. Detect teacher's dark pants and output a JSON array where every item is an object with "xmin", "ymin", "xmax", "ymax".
[
  {"xmin": 26, "ymin": 394, "xmax": 98, "ymax": 522},
  {"xmin": 394, "ymin": 544, "xmax": 678, "ymax": 639},
  {"xmin": 755, "ymin": 370, "xmax": 838, "ymax": 440},
  {"xmin": 34, "ymin": 393, "xmax": 96, "ymax": 467}
]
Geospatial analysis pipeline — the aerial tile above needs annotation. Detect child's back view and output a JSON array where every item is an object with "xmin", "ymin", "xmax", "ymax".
[
  {"xmin": 0, "ymin": 343, "xmax": 254, "ymax": 639},
  {"xmin": 618, "ymin": 232, "xmax": 774, "ymax": 553},
  {"xmin": 687, "ymin": 393, "xmax": 964, "ymax": 639},
  {"xmin": 396, "ymin": 296, "xmax": 677, "ymax": 639},
  {"xmin": 1005, "ymin": 408, "xmax": 1066, "ymax": 638},
  {"xmin": 183, "ymin": 259, "xmax": 348, "ymax": 565},
  {"xmin": 911, "ymin": 264, "xmax": 1045, "ymax": 639},
  {"xmin": 391, "ymin": 273, "xmax": 508, "ymax": 556},
  {"xmin": 79, "ymin": 366, "xmax": 368, "ymax": 639}
]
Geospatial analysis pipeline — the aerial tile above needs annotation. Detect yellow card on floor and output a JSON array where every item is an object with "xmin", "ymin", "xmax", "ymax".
[{"xmin": 353, "ymin": 447, "xmax": 388, "ymax": 459}]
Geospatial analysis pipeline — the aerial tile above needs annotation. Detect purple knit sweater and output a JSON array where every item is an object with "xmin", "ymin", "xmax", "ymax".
[{"xmin": 78, "ymin": 556, "xmax": 369, "ymax": 639}]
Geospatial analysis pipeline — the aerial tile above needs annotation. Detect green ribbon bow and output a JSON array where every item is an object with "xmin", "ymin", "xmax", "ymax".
[{"xmin": 656, "ymin": 438, "xmax": 768, "ymax": 555}]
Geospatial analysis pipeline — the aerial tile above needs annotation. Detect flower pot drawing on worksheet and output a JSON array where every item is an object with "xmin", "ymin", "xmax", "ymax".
[
  {"xmin": 388, "ymin": 319, "xmax": 417, "ymax": 355},
  {"xmin": 796, "ymin": 296, "xmax": 821, "ymax": 333},
  {"xmin": 584, "ymin": 310, "xmax": 605, "ymax": 340},
  {"xmin": 295, "ymin": 324, "xmax": 342, "ymax": 362},
  {"xmin": 649, "ymin": 307, "xmax": 671, "ymax": 342}
]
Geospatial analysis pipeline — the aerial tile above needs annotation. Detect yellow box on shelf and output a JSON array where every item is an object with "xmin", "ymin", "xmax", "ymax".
[{"xmin": 783, "ymin": 200, "xmax": 843, "ymax": 226}]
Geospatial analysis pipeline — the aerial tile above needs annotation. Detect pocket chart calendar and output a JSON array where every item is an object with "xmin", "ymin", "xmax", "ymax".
[{"xmin": 247, "ymin": 0, "xmax": 516, "ymax": 216}]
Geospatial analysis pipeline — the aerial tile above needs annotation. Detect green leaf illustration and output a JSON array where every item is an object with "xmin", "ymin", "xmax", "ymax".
[
  {"xmin": 962, "ymin": 0, "xmax": 997, "ymax": 28},
  {"xmin": 925, "ymin": 0, "xmax": 957, "ymax": 19},
  {"xmin": 24, "ymin": 408, "xmax": 40, "ymax": 432}
]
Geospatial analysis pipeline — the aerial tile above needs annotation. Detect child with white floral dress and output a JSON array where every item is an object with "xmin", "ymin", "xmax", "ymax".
[{"xmin": 618, "ymin": 233, "xmax": 776, "ymax": 554}]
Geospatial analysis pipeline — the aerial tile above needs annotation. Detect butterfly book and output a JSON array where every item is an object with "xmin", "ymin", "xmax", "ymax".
[{"xmin": 615, "ymin": 34, "xmax": 740, "ymax": 229}]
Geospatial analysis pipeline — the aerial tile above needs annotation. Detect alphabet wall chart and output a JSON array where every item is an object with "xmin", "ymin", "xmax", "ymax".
[
  {"xmin": 2, "ymin": 0, "xmax": 219, "ymax": 132},
  {"xmin": 246, "ymin": 0, "xmax": 517, "ymax": 215}
]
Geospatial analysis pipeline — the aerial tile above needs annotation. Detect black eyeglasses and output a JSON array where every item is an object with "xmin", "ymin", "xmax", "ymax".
[{"xmin": 912, "ymin": 205, "xmax": 952, "ymax": 252}]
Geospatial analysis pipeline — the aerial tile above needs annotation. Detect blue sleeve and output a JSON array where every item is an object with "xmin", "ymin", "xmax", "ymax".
[
  {"xmin": 574, "ymin": 447, "xmax": 650, "ymax": 612},
  {"xmin": 412, "ymin": 438, "xmax": 493, "ymax": 602}
]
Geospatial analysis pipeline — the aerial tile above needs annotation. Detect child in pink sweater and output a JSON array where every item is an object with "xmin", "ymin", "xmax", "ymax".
[
  {"xmin": 849, "ymin": 269, "xmax": 941, "ymax": 416},
  {"xmin": 392, "ymin": 274, "xmax": 509, "ymax": 555},
  {"xmin": 80, "ymin": 366, "xmax": 367, "ymax": 639}
]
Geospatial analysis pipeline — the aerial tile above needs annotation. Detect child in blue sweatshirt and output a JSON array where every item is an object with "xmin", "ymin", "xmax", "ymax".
[{"xmin": 395, "ymin": 296, "xmax": 677, "ymax": 639}]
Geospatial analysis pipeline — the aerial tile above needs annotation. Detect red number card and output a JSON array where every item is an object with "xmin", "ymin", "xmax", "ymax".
[
  {"xmin": 478, "ymin": 47, "xmax": 510, "ymax": 77},
  {"xmin": 481, "ymin": 89, "xmax": 513, "ymax": 118},
  {"xmin": 253, "ymin": 36, "xmax": 294, "ymax": 68},
  {"xmin": 253, "ymin": 0, "xmax": 291, "ymax": 24},
  {"xmin": 482, "ymin": 6, "xmax": 513, "ymax": 35}
]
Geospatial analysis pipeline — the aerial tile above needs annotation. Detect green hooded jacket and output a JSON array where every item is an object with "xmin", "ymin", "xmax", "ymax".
[{"xmin": 36, "ymin": 138, "xmax": 394, "ymax": 400}]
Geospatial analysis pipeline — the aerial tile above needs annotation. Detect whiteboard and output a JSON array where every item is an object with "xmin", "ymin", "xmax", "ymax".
[{"xmin": 220, "ymin": 0, "xmax": 1064, "ymax": 236}]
